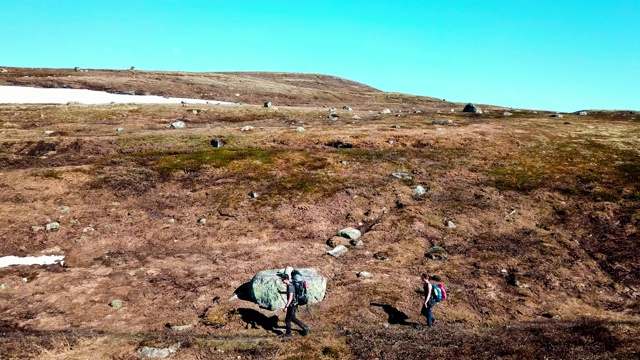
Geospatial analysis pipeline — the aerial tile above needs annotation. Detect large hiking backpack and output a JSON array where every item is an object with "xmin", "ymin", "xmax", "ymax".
[
  {"xmin": 437, "ymin": 283, "xmax": 448, "ymax": 301},
  {"xmin": 431, "ymin": 282, "xmax": 447, "ymax": 303},
  {"xmin": 291, "ymin": 269, "xmax": 309, "ymax": 306}
]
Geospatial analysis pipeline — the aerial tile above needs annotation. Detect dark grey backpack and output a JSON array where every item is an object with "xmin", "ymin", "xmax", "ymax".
[{"xmin": 291, "ymin": 269, "xmax": 309, "ymax": 306}]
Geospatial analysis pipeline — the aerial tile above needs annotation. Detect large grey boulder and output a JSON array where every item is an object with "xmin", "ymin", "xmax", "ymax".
[
  {"xmin": 249, "ymin": 268, "xmax": 326, "ymax": 311},
  {"xmin": 462, "ymin": 103, "xmax": 482, "ymax": 114}
]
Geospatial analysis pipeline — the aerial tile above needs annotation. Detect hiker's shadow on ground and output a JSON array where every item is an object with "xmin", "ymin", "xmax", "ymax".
[
  {"xmin": 371, "ymin": 303, "xmax": 417, "ymax": 326},
  {"xmin": 235, "ymin": 308, "xmax": 281, "ymax": 334}
]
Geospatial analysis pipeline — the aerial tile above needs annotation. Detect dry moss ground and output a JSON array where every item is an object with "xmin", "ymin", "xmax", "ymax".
[{"xmin": 0, "ymin": 68, "xmax": 639, "ymax": 359}]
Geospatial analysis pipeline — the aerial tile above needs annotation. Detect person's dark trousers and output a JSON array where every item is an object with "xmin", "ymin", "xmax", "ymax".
[
  {"xmin": 285, "ymin": 305, "xmax": 308, "ymax": 334},
  {"xmin": 421, "ymin": 301, "xmax": 436, "ymax": 327}
]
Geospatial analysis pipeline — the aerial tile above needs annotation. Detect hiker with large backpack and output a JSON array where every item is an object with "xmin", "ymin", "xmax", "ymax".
[
  {"xmin": 281, "ymin": 272, "xmax": 310, "ymax": 337},
  {"xmin": 421, "ymin": 273, "xmax": 447, "ymax": 327}
]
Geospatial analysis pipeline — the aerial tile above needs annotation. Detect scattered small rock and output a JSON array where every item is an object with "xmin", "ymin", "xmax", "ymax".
[
  {"xmin": 210, "ymin": 139, "xmax": 224, "ymax": 148},
  {"xmin": 168, "ymin": 218, "xmax": 176, "ymax": 224},
  {"xmin": 170, "ymin": 121, "xmax": 186, "ymax": 129},
  {"xmin": 431, "ymin": 120, "xmax": 453, "ymax": 125},
  {"xmin": 445, "ymin": 220, "xmax": 456, "ymax": 228},
  {"xmin": 350, "ymin": 239, "xmax": 364, "ymax": 247},
  {"xmin": 327, "ymin": 245, "xmax": 348, "ymax": 258},
  {"xmin": 82, "ymin": 226, "xmax": 95, "ymax": 233},
  {"xmin": 391, "ymin": 172, "xmax": 411, "ymax": 179},
  {"xmin": 197, "ymin": 218, "xmax": 207, "ymax": 225},
  {"xmin": 413, "ymin": 185, "xmax": 427, "ymax": 197},
  {"xmin": 248, "ymin": 191, "xmax": 259, "ymax": 198},
  {"xmin": 373, "ymin": 253, "xmax": 388, "ymax": 261},
  {"xmin": 43, "ymin": 130, "xmax": 55, "ymax": 136},
  {"xmin": 45, "ymin": 222, "xmax": 60, "ymax": 232},
  {"xmin": 326, "ymin": 141, "xmax": 353, "ymax": 148},
  {"xmin": 327, "ymin": 236, "xmax": 349, "ymax": 248},
  {"xmin": 426, "ymin": 246, "xmax": 447, "ymax": 260},
  {"xmin": 295, "ymin": 127, "xmax": 305, "ymax": 132},
  {"xmin": 549, "ymin": 114, "xmax": 563, "ymax": 118},
  {"xmin": 352, "ymin": 115, "xmax": 361, "ymax": 120},
  {"xmin": 357, "ymin": 271, "xmax": 373, "ymax": 278},
  {"xmin": 415, "ymin": 110, "xmax": 423, "ymax": 114},
  {"xmin": 137, "ymin": 343, "xmax": 181, "ymax": 358},
  {"xmin": 577, "ymin": 111, "xmax": 588, "ymax": 116},
  {"xmin": 462, "ymin": 103, "xmax": 482, "ymax": 114},
  {"xmin": 191, "ymin": 110, "xmax": 198, "ymax": 115},
  {"xmin": 387, "ymin": 140, "xmax": 394, "ymax": 145},
  {"xmin": 503, "ymin": 112, "xmax": 513, "ymax": 116},
  {"xmin": 541, "ymin": 312, "xmax": 560, "ymax": 319},
  {"xmin": 338, "ymin": 227, "xmax": 361, "ymax": 240},
  {"xmin": 379, "ymin": 109, "xmax": 392, "ymax": 115},
  {"xmin": 328, "ymin": 113, "xmax": 339, "ymax": 120},
  {"xmin": 339, "ymin": 160, "xmax": 349, "ymax": 165},
  {"xmin": 343, "ymin": 106, "xmax": 352, "ymax": 111},
  {"xmin": 116, "ymin": 127, "xmax": 124, "ymax": 132},
  {"xmin": 58, "ymin": 205, "xmax": 70, "ymax": 212},
  {"xmin": 0, "ymin": 284, "xmax": 6, "ymax": 290},
  {"xmin": 264, "ymin": 102, "xmax": 272, "ymax": 108},
  {"xmin": 240, "ymin": 125, "xmax": 254, "ymax": 131},
  {"xmin": 109, "ymin": 299, "xmax": 123, "ymax": 309},
  {"xmin": 563, "ymin": 121, "xmax": 571, "ymax": 125},
  {"xmin": 167, "ymin": 323, "xmax": 193, "ymax": 331},
  {"xmin": 31, "ymin": 226, "xmax": 45, "ymax": 232},
  {"xmin": 391, "ymin": 124, "xmax": 401, "ymax": 129}
]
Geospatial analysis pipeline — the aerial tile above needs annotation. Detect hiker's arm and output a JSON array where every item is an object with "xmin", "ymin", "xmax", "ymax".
[
  {"xmin": 424, "ymin": 283, "xmax": 432, "ymax": 306},
  {"xmin": 283, "ymin": 292, "xmax": 293, "ymax": 312}
]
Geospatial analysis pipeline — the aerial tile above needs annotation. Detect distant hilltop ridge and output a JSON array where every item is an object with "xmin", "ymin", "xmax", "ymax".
[
  {"xmin": 0, "ymin": 66, "xmax": 491, "ymax": 111},
  {"xmin": 2, "ymin": 66, "xmax": 636, "ymax": 113}
]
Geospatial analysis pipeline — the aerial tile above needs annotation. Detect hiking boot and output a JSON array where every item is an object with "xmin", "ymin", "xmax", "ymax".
[
  {"xmin": 278, "ymin": 333, "xmax": 292, "ymax": 339},
  {"xmin": 302, "ymin": 328, "xmax": 310, "ymax": 336}
]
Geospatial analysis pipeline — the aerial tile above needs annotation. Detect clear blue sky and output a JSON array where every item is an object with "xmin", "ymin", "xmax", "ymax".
[{"xmin": 1, "ymin": 0, "xmax": 638, "ymax": 111}]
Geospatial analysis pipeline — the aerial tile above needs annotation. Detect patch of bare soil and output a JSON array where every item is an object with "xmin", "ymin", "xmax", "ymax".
[{"xmin": 0, "ymin": 69, "xmax": 639, "ymax": 359}]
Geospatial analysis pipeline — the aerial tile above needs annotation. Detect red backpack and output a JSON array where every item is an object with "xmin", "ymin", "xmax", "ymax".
[{"xmin": 433, "ymin": 283, "xmax": 447, "ymax": 302}]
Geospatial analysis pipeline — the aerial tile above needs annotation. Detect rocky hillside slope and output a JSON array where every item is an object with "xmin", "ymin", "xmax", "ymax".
[{"xmin": 0, "ymin": 67, "xmax": 638, "ymax": 359}]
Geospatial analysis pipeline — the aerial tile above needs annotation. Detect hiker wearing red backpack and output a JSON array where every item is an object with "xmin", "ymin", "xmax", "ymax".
[{"xmin": 421, "ymin": 273, "xmax": 447, "ymax": 327}]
